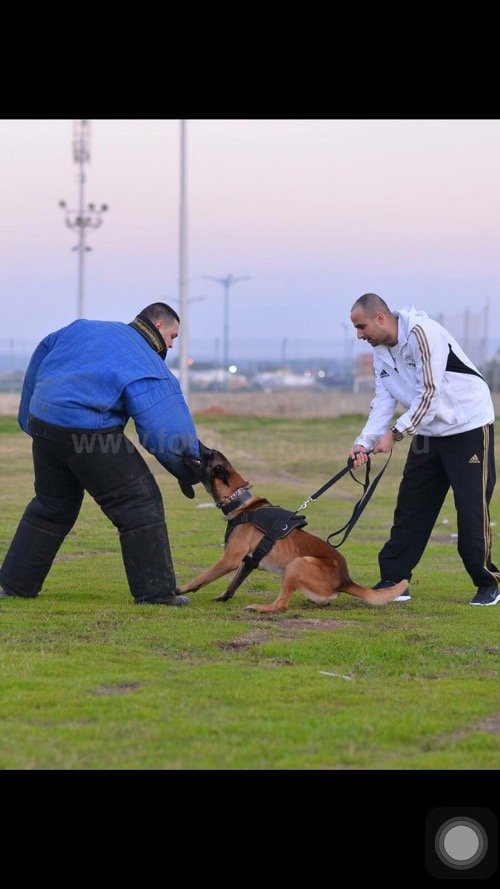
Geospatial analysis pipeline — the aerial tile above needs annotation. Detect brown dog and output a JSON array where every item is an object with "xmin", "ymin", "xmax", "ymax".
[{"xmin": 177, "ymin": 445, "xmax": 408, "ymax": 613}]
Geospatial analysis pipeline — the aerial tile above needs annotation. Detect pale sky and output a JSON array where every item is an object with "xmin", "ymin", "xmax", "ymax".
[{"xmin": 2, "ymin": 118, "xmax": 499, "ymax": 363}]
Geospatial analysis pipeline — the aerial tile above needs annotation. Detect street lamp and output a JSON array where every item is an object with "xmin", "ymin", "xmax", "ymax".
[
  {"xmin": 203, "ymin": 274, "xmax": 250, "ymax": 389},
  {"xmin": 178, "ymin": 119, "xmax": 189, "ymax": 400},
  {"xmin": 58, "ymin": 120, "xmax": 108, "ymax": 319}
]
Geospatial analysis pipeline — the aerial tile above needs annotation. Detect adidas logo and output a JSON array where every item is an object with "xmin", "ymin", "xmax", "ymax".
[
  {"xmin": 469, "ymin": 454, "xmax": 481, "ymax": 464},
  {"xmin": 380, "ymin": 369, "xmax": 389, "ymax": 377}
]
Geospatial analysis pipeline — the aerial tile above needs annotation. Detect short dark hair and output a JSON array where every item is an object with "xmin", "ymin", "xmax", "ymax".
[
  {"xmin": 351, "ymin": 293, "xmax": 392, "ymax": 317},
  {"xmin": 139, "ymin": 302, "xmax": 180, "ymax": 326}
]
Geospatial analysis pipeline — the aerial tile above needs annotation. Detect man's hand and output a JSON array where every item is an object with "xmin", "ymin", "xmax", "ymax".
[
  {"xmin": 372, "ymin": 431, "xmax": 394, "ymax": 454},
  {"xmin": 178, "ymin": 478, "xmax": 196, "ymax": 499},
  {"xmin": 348, "ymin": 445, "xmax": 369, "ymax": 468}
]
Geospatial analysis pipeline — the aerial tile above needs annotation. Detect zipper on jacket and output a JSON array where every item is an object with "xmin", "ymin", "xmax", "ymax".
[{"xmin": 387, "ymin": 346, "xmax": 399, "ymax": 373}]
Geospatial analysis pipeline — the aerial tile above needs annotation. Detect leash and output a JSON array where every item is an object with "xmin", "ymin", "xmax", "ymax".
[{"xmin": 295, "ymin": 451, "xmax": 392, "ymax": 548}]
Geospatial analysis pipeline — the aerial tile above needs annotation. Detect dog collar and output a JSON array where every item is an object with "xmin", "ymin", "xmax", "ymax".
[{"xmin": 216, "ymin": 486, "xmax": 254, "ymax": 515}]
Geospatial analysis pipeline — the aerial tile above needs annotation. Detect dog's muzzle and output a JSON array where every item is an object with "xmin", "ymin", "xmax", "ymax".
[{"xmin": 183, "ymin": 440, "xmax": 213, "ymax": 480}]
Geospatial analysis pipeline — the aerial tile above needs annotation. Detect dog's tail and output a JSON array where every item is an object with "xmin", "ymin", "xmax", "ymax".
[{"xmin": 341, "ymin": 579, "xmax": 409, "ymax": 605}]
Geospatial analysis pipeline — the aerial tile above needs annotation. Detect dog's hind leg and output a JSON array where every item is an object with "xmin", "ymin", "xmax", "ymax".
[{"xmin": 245, "ymin": 557, "xmax": 334, "ymax": 613}]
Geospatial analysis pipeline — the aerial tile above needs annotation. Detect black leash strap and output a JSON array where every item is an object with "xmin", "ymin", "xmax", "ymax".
[
  {"xmin": 298, "ymin": 456, "xmax": 366, "ymax": 507},
  {"xmin": 295, "ymin": 455, "xmax": 374, "ymax": 514},
  {"xmin": 325, "ymin": 452, "xmax": 392, "ymax": 547}
]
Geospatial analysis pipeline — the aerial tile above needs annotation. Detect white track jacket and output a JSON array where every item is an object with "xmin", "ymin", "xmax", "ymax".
[{"xmin": 354, "ymin": 304, "xmax": 495, "ymax": 450}]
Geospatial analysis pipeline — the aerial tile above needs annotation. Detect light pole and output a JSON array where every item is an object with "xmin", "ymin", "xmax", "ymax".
[
  {"xmin": 178, "ymin": 119, "xmax": 189, "ymax": 400},
  {"xmin": 58, "ymin": 120, "xmax": 108, "ymax": 319},
  {"xmin": 203, "ymin": 274, "xmax": 250, "ymax": 388}
]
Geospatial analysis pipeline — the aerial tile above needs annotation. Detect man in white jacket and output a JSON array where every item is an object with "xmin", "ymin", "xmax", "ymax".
[{"xmin": 349, "ymin": 292, "xmax": 499, "ymax": 607}]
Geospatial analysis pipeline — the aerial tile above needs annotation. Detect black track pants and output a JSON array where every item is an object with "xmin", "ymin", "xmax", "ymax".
[
  {"xmin": 0, "ymin": 418, "xmax": 177, "ymax": 602},
  {"xmin": 378, "ymin": 424, "xmax": 499, "ymax": 589}
]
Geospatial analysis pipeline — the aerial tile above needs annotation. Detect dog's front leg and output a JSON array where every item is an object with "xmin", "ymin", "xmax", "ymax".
[{"xmin": 177, "ymin": 555, "xmax": 241, "ymax": 594}]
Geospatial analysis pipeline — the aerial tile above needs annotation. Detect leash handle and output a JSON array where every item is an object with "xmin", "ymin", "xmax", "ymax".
[{"xmin": 326, "ymin": 451, "xmax": 392, "ymax": 548}]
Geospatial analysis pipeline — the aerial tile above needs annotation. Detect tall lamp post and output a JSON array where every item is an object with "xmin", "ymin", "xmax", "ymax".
[
  {"xmin": 203, "ymin": 274, "xmax": 250, "ymax": 388},
  {"xmin": 58, "ymin": 120, "xmax": 108, "ymax": 319},
  {"xmin": 178, "ymin": 119, "xmax": 190, "ymax": 400}
]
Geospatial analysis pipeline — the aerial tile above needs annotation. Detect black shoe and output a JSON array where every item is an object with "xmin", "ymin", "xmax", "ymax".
[
  {"xmin": 135, "ymin": 594, "xmax": 191, "ymax": 606},
  {"xmin": 469, "ymin": 586, "xmax": 500, "ymax": 606},
  {"xmin": 163, "ymin": 595, "xmax": 191, "ymax": 606},
  {"xmin": 373, "ymin": 579, "xmax": 411, "ymax": 602}
]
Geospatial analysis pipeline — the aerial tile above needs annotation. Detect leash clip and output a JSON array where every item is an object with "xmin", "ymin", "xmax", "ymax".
[{"xmin": 296, "ymin": 496, "xmax": 313, "ymax": 512}]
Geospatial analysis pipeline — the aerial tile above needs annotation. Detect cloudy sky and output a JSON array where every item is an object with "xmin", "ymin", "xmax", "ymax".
[{"xmin": 2, "ymin": 118, "xmax": 499, "ymax": 364}]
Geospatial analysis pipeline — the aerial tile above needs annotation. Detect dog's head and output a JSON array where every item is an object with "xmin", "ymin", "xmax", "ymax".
[{"xmin": 184, "ymin": 441, "xmax": 248, "ymax": 503}]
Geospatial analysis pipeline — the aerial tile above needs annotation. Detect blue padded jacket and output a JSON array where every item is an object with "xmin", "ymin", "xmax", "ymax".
[{"xmin": 18, "ymin": 319, "xmax": 200, "ymax": 481}]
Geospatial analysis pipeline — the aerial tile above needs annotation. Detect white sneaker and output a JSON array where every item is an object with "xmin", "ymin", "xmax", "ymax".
[{"xmin": 394, "ymin": 591, "xmax": 411, "ymax": 602}]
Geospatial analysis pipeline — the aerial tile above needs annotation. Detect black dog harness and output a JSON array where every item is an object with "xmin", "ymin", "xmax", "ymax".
[{"xmin": 216, "ymin": 506, "xmax": 308, "ymax": 602}]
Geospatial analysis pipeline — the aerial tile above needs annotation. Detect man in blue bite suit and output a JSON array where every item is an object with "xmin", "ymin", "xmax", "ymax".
[{"xmin": 0, "ymin": 303, "xmax": 200, "ymax": 606}]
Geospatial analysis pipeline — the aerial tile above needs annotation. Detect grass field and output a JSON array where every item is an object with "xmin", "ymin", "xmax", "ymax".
[{"xmin": 0, "ymin": 414, "xmax": 499, "ymax": 770}]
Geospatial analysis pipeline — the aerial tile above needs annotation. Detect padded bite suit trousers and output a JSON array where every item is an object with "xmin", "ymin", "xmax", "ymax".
[{"xmin": 0, "ymin": 417, "xmax": 177, "ymax": 603}]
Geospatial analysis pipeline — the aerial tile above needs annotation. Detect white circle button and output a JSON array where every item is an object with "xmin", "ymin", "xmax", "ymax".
[
  {"xmin": 443, "ymin": 824, "xmax": 480, "ymax": 860},
  {"xmin": 436, "ymin": 818, "xmax": 487, "ymax": 869}
]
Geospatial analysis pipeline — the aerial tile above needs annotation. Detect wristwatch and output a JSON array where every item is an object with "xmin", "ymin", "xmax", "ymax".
[{"xmin": 391, "ymin": 426, "xmax": 404, "ymax": 442}]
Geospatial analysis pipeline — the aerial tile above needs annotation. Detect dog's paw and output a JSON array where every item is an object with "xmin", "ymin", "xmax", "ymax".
[
  {"xmin": 244, "ymin": 604, "xmax": 260, "ymax": 611},
  {"xmin": 214, "ymin": 594, "xmax": 229, "ymax": 603}
]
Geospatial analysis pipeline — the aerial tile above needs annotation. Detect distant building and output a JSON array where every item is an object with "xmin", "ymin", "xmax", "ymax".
[
  {"xmin": 189, "ymin": 368, "xmax": 250, "ymax": 391},
  {"xmin": 252, "ymin": 370, "xmax": 322, "ymax": 391},
  {"xmin": 353, "ymin": 354, "xmax": 374, "ymax": 394}
]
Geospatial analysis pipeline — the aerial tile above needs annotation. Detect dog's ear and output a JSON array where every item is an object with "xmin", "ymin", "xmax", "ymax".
[{"xmin": 212, "ymin": 464, "xmax": 230, "ymax": 487}]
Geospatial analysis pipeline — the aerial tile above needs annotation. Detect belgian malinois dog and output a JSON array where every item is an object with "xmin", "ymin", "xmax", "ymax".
[{"xmin": 177, "ymin": 444, "xmax": 408, "ymax": 613}]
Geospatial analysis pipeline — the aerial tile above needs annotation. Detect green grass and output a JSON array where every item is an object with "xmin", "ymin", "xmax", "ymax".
[{"xmin": 0, "ymin": 414, "xmax": 499, "ymax": 770}]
